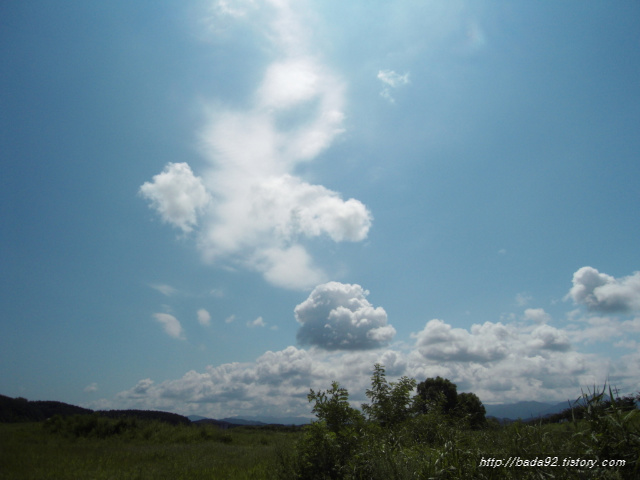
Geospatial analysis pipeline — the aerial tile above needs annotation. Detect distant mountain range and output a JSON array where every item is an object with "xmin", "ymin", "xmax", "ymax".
[
  {"xmin": 4, "ymin": 393, "xmax": 608, "ymax": 426},
  {"xmin": 187, "ymin": 414, "xmax": 312, "ymax": 426},
  {"xmin": 0, "ymin": 393, "xmax": 312, "ymax": 426},
  {"xmin": 0, "ymin": 394, "xmax": 190, "ymax": 425},
  {"xmin": 484, "ymin": 400, "xmax": 572, "ymax": 421}
]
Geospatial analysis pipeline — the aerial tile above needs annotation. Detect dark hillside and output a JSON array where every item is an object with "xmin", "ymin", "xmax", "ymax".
[
  {"xmin": 0, "ymin": 395, "xmax": 92, "ymax": 422},
  {"xmin": 1, "ymin": 395, "xmax": 189, "ymax": 426},
  {"xmin": 98, "ymin": 409, "xmax": 190, "ymax": 425}
]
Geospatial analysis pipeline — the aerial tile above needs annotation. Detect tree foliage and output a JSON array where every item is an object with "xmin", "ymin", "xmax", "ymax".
[
  {"xmin": 307, "ymin": 381, "xmax": 363, "ymax": 434},
  {"xmin": 415, "ymin": 376, "xmax": 486, "ymax": 428},
  {"xmin": 361, "ymin": 363, "xmax": 416, "ymax": 427},
  {"xmin": 415, "ymin": 376, "xmax": 458, "ymax": 415},
  {"xmin": 293, "ymin": 368, "xmax": 638, "ymax": 479},
  {"xmin": 456, "ymin": 392, "xmax": 487, "ymax": 429}
]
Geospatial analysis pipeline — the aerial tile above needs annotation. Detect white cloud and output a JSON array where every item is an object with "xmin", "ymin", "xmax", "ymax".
[
  {"xmin": 140, "ymin": 163, "xmax": 211, "ymax": 234},
  {"xmin": 377, "ymin": 69, "xmax": 410, "ymax": 103},
  {"xmin": 248, "ymin": 316, "xmax": 266, "ymax": 328},
  {"xmin": 529, "ymin": 324, "xmax": 571, "ymax": 352},
  {"xmin": 197, "ymin": 309, "xmax": 211, "ymax": 326},
  {"xmin": 515, "ymin": 292, "xmax": 532, "ymax": 306},
  {"xmin": 566, "ymin": 267, "xmax": 640, "ymax": 313},
  {"xmin": 84, "ymin": 382, "xmax": 98, "ymax": 393},
  {"xmin": 565, "ymin": 314, "xmax": 640, "ymax": 345},
  {"xmin": 114, "ymin": 321, "xmax": 618, "ymax": 419},
  {"xmin": 214, "ymin": 0, "xmax": 255, "ymax": 19},
  {"xmin": 130, "ymin": 378, "xmax": 154, "ymax": 397},
  {"xmin": 377, "ymin": 70, "xmax": 410, "ymax": 88},
  {"xmin": 258, "ymin": 59, "xmax": 321, "ymax": 110},
  {"xmin": 411, "ymin": 319, "xmax": 512, "ymax": 363},
  {"xmin": 112, "ymin": 270, "xmax": 640, "ymax": 418},
  {"xmin": 524, "ymin": 308, "xmax": 550, "ymax": 324},
  {"xmin": 114, "ymin": 310, "xmax": 639, "ymax": 418},
  {"xmin": 254, "ymin": 245, "xmax": 327, "ymax": 291},
  {"xmin": 295, "ymin": 282, "xmax": 396, "ymax": 350},
  {"xmin": 225, "ymin": 314, "xmax": 236, "ymax": 323},
  {"xmin": 142, "ymin": 0, "xmax": 371, "ymax": 290},
  {"xmin": 153, "ymin": 313, "xmax": 186, "ymax": 340},
  {"xmin": 150, "ymin": 284, "xmax": 179, "ymax": 296}
]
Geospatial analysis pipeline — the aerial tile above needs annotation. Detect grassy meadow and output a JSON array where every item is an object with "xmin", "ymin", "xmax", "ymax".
[
  {"xmin": 1, "ymin": 409, "xmax": 637, "ymax": 479},
  {"xmin": 0, "ymin": 419, "xmax": 300, "ymax": 480}
]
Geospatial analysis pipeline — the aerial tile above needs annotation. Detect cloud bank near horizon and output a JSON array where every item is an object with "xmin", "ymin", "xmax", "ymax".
[
  {"xmin": 107, "ymin": 267, "xmax": 640, "ymax": 419},
  {"xmin": 140, "ymin": 0, "xmax": 372, "ymax": 290}
]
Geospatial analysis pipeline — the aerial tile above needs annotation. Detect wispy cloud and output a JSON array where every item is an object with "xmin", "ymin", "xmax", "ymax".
[
  {"xmin": 84, "ymin": 382, "xmax": 98, "ymax": 393},
  {"xmin": 141, "ymin": 0, "xmax": 372, "ymax": 290},
  {"xmin": 515, "ymin": 292, "xmax": 532, "ymax": 306},
  {"xmin": 377, "ymin": 69, "xmax": 410, "ymax": 103},
  {"xmin": 150, "ymin": 284, "xmax": 179, "ymax": 296}
]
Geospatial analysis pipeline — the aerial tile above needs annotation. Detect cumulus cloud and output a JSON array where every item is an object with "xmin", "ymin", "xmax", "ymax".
[
  {"xmin": 140, "ymin": 163, "xmax": 211, "ymax": 234},
  {"xmin": 567, "ymin": 267, "xmax": 640, "ymax": 313},
  {"xmin": 529, "ymin": 324, "xmax": 571, "ymax": 352},
  {"xmin": 153, "ymin": 313, "xmax": 186, "ymax": 340},
  {"xmin": 114, "ymin": 314, "xmax": 621, "ymax": 418},
  {"xmin": 412, "ymin": 319, "xmax": 512, "ymax": 363},
  {"xmin": 377, "ymin": 69, "xmax": 410, "ymax": 103},
  {"xmin": 141, "ymin": 0, "xmax": 372, "ymax": 290},
  {"xmin": 110, "ymin": 269, "xmax": 640, "ymax": 418},
  {"xmin": 115, "ymin": 346, "xmax": 408, "ymax": 418},
  {"xmin": 412, "ymin": 315, "xmax": 573, "ymax": 365},
  {"xmin": 197, "ymin": 309, "xmax": 211, "ymax": 326},
  {"xmin": 295, "ymin": 282, "xmax": 396, "ymax": 350},
  {"xmin": 565, "ymin": 314, "xmax": 640, "ymax": 345}
]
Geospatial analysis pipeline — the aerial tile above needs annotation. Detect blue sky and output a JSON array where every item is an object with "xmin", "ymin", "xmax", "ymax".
[{"xmin": 2, "ymin": 0, "xmax": 639, "ymax": 419}]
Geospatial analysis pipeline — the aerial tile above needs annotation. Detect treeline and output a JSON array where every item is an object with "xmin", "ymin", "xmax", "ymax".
[{"xmin": 0, "ymin": 394, "xmax": 189, "ymax": 425}]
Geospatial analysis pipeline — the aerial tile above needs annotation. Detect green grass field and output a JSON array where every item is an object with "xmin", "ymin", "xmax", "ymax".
[
  {"xmin": 0, "ymin": 420, "xmax": 301, "ymax": 480},
  {"xmin": 1, "ymin": 415, "xmax": 637, "ymax": 479}
]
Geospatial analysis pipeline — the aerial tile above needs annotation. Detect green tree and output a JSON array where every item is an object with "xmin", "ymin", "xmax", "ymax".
[
  {"xmin": 302, "ymin": 382, "xmax": 364, "ymax": 479},
  {"xmin": 455, "ymin": 392, "xmax": 486, "ymax": 429},
  {"xmin": 361, "ymin": 363, "xmax": 416, "ymax": 427},
  {"xmin": 307, "ymin": 381, "xmax": 363, "ymax": 434},
  {"xmin": 415, "ymin": 376, "xmax": 458, "ymax": 415}
]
